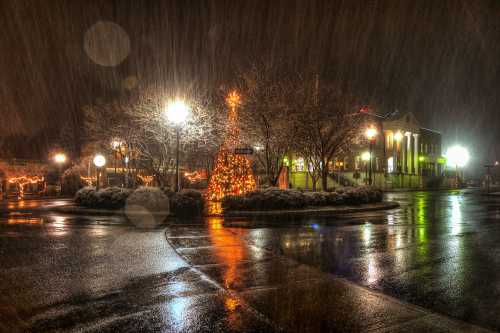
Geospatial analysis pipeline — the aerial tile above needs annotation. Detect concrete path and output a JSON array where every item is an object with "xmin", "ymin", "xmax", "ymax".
[{"xmin": 166, "ymin": 220, "xmax": 491, "ymax": 332}]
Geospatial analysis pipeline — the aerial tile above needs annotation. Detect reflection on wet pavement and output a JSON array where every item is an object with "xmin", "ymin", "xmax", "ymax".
[
  {"xmin": 166, "ymin": 190, "xmax": 493, "ymax": 332},
  {"xmin": 231, "ymin": 190, "xmax": 500, "ymax": 331},
  {"xmin": 0, "ymin": 199, "xmax": 277, "ymax": 332},
  {"xmin": 2, "ymin": 192, "xmax": 499, "ymax": 332}
]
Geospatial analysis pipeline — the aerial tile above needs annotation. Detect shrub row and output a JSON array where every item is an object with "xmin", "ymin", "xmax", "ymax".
[
  {"xmin": 74, "ymin": 186, "xmax": 205, "ymax": 217},
  {"xmin": 221, "ymin": 186, "xmax": 383, "ymax": 211},
  {"xmin": 74, "ymin": 187, "xmax": 131, "ymax": 209}
]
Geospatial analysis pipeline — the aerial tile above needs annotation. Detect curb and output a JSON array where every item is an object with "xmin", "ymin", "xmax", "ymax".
[{"xmin": 50, "ymin": 206, "xmax": 126, "ymax": 216}]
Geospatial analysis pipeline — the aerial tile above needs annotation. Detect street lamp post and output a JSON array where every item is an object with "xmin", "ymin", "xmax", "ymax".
[
  {"xmin": 124, "ymin": 155, "xmax": 130, "ymax": 188},
  {"xmin": 365, "ymin": 126, "xmax": 378, "ymax": 185},
  {"xmin": 165, "ymin": 100, "xmax": 189, "ymax": 192},
  {"xmin": 361, "ymin": 151, "xmax": 371, "ymax": 184},
  {"xmin": 111, "ymin": 139, "xmax": 121, "ymax": 175},
  {"xmin": 484, "ymin": 163, "xmax": 498, "ymax": 194},
  {"xmin": 93, "ymin": 154, "xmax": 106, "ymax": 191},
  {"xmin": 53, "ymin": 153, "xmax": 67, "ymax": 194}
]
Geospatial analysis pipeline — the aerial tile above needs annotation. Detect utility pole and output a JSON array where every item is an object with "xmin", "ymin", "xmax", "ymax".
[{"xmin": 484, "ymin": 162, "xmax": 499, "ymax": 193}]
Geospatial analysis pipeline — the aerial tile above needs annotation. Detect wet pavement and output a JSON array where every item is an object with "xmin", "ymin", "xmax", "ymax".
[
  {"xmin": 1, "ymin": 192, "xmax": 499, "ymax": 332},
  {"xmin": 212, "ymin": 190, "xmax": 500, "ymax": 331},
  {"xmin": 0, "ymin": 200, "xmax": 275, "ymax": 332}
]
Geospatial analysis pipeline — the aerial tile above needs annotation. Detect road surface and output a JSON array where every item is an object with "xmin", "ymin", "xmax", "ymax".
[{"xmin": 1, "ymin": 191, "xmax": 499, "ymax": 331}]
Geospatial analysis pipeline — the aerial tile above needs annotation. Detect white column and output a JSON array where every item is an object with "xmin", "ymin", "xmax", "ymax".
[
  {"xmin": 413, "ymin": 134, "xmax": 419, "ymax": 175},
  {"xmin": 405, "ymin": 132, "xmax": 412, "ymax": 174}
]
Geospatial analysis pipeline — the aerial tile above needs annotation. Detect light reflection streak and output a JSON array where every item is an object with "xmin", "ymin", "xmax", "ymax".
[
  {"xmin": 7, "ymin": 216, "xmax": 41, "ymax": 224},
  {"xmin": 362, "ymin": 223, "xmax": 372, "ymax": 247},
  {"xmin": 167, "ymin": 297, "xmax": 190, "ymax": 329},
  {"xmin": 450, "ymin": 195, "xmax": 462, "ymax": 235},
  {"xmin": 366, "ymin": 253, "xmax": 380, "ymax": 284},
  {"xmin": 207, "ymin": 217, "xmax": 248, "ymax": 290}
]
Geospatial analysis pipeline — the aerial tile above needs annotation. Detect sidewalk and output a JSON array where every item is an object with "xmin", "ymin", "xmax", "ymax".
[{"xmin": 166, "ymin": 222, "xmax": 491, "ymax": 333}]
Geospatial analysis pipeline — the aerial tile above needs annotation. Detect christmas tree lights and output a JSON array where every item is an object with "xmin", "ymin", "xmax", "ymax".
[{"xmin": 207, "ymin": 91, "xmax": 256, "ymax": 201}]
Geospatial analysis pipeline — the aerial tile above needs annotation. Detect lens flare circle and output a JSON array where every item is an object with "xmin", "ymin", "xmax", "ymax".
[{"xmin": 84, "ymin": 21, "xmax": 130, "ymax": 67}]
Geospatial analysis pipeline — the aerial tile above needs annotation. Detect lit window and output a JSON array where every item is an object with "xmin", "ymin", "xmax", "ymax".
[
  {"xmin": 387, "ymin": 157, "xmax": 394, "ymax": 173},
  {"xmin": 294, "ymin": 158, "xmax": 304, "ymax": 172}
]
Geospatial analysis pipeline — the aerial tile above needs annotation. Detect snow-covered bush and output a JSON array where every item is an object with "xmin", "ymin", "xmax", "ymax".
[
  {"xmin": 337, "ymin": 186, "xmax": 383, "ymax": 205},
  {"xmin": 221, "ymin": 195, "xmax": 246, "ymax": 211},
  {"xmin": 125, "ymin": 187, "xmax": 170, "ymax": 228},
  {"xmin": 222, "ymin": 188, "xmax": 308, "ymax": 211},
  {"xmin": 170, "ymin": 189, "xmax": 205, "ymax": 217},
  {"xmin": 61, "ymin": 166, "xmax": 86, "ymax": 196},
  {"xmin": 126, "ymin": 187, "xmax": 169, "ymax": 212},
  {"xmin": 304, "ymin": 191, "xmax": 328, "ymax": 206},
  {"xmin": 325, "ymin": 191, "xmax": 344, "ymax": 205},
  {"xmin": 222, "ymin": 186, "xmax": 383, "ymax": 211},
  {"xmin": 74, "ymin": 186, "xmax": 131, "ymax": 209},
  {"xmin": 97, "ymin": 187, "xmax": 131, "ymax": 209},
  {"xmin": 75, "ymin": 187, "xmax": 98, "ymax": 207},
  {"xmin": 160, "ymin": 186, "xmax": 176, "ymax": 199}
]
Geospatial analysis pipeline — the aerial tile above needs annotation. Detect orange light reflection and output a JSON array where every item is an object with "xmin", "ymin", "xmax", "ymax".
[{"xmin": 207, "ymin": 217, "xmax": 248, "ymax": 290}]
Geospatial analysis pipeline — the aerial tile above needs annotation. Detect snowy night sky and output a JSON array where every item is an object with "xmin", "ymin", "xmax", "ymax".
[{"xmin": 1, "ymin": 0, "xmax": 500, "ymax": 173}]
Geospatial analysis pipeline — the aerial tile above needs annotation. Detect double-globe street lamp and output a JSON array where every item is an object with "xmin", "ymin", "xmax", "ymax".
[
  {"xmin": 93, "ymin": 154, "xmax": 106, "ymax": 191},
  {"xmin": 365, "ymin": 126, "xmax": 378, "ymax": 185},
  {"xmin": 165, "ymin": 100, "xmax": 189, "ymax": 192}
]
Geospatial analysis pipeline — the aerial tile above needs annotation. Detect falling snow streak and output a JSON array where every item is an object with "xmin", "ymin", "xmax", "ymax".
[{"xmin": 1, "ymin": 1, "xmax": 500, "ymax": 172}]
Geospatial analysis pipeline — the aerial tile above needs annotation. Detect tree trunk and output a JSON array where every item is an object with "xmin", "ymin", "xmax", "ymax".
[
  {"xmin": 265, "ymin": 146, "xmax": 273, "ymax": 186},
  {"xmin": 321, "ymin": 168, "xmax": 328, "ymax": 191}
]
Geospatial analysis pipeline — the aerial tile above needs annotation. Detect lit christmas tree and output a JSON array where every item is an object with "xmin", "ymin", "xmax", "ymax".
[{"xmin": 207, "ymin": 91, "xmax": 256, "ymax": 201}]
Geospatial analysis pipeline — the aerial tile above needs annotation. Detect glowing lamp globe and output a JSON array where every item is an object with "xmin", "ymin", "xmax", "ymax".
[
  {"xmin": 361, "ymin": 151, "xmax": 371, "ymax": 162},
  {"xmin": 394, "ymin": 131, "xmax": 403, "ymax": 142},
  {"xmin": 165, "ymin": 100, "xmax": 189, "ymax": 125},
  {"xmin": 445, "ymin": 145, "xmax": 469, "ymax": 168},
  {"xmin": 111, "ymin": 139, "xmax": 121, "ymax": 150},
  {"xmin": 54, "ymin": 153, "xmax": 67, "ymax": 164},
  {"xmin": 93, "ymin": 154, "xmax": 106, "ymax": 168},
  {"xmin": 365, "ymin": 127, "xmax": 377, "ymax": 140}
]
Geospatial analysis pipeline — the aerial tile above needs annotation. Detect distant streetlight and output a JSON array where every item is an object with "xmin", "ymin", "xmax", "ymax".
[
  {"xmin": 365, "ymin": 126, "xmax": 377, "ymax": 185},
  {"xmin": 111, "ymin": 139, "xmax": 121, "ymax": 150},
  {"xmin": 54, "ymin": 153, "xmax": 67, "ymax": 164},
  {"xmin": 53, "ymin": 153, "xmax": 67, "ymax": 193},
  {"xmin": 445, "ymin": 145, "xmax": 470, "ymax": 188},
  {"xmin": 166, "ymin": 100, "xmax": 189, "ymax": 125},
  {"xmin": 394, "ymin": 131, "xmax": 403, "ymax": 142},
  {"xmin": 165, "ymin": 100, "xmax": 189, "ymax": 192},
  {"xmin": 93, "ymin": 154, "xmax": 106, "ymax": 191}
]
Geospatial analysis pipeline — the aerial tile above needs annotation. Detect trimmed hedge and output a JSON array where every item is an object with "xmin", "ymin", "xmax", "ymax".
[
  {"xmin": 75, "ymin": 186, "xmax": 205, "ymax": 218},
  {"xmin": 61, "ymin": 166, "xmax": 86, "ymax": 196},
  {"xmin": 170, "ymin": 189, "xmax": 205, "ymax": 217},
  {"xmin": 75, "ymin": 186, "xmax": 131, "ymax": 209},
  {"xmin": 125, "ymin": 187, "xmax": 170, "ymax": 228},
  {"xmin": 222, "ymin": 186, "xmax": 383, "ymax": 211},
  {"xmin": 125, "ymin": 187, "xmax": 170, "ymax": 213}
]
